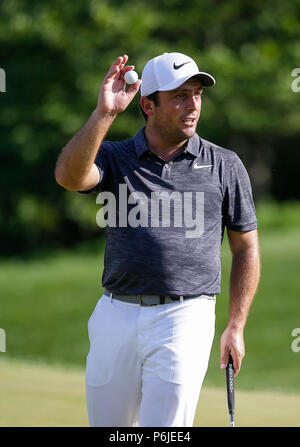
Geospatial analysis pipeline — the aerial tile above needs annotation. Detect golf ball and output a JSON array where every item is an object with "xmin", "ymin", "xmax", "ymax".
[{"xmin": 124, "ymin": 70, "xmax": 138, "ymax": 84}]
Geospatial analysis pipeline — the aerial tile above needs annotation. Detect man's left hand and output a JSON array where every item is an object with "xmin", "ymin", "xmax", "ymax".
[{"xmin": 220, "ymin": 326, "xmax": 245, "ymax": 376}]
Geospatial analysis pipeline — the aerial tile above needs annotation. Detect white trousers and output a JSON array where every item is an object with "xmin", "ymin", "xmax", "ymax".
[{"xmin": 85, "ymin": 292, "xmax": 216, "ymax": 427}]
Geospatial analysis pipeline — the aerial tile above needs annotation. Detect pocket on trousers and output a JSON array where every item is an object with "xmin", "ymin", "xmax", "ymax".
[
  {"xmin": 87, "ymin": 294, "xmax": 105, "ymax": 340},
  {"xmin": 85, "ymin": 331, "xmax": 121, "ymax": 387},
  {"xmin": 85, "ymin": 295, "xmax": 122, "ymax": 387},
  {"xmin": 167, "ymin": 299, "xmax": 216, "ymax": 385}
]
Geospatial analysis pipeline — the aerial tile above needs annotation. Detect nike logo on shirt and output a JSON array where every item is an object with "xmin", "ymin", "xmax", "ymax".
[{"xmin": 193, "ymin": 164, "xmax": 214, "ymax": 169}]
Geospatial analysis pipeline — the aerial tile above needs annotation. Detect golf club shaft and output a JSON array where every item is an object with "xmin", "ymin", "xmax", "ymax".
[{"xmin": 226, "ymin": 355, "xmax": 235, "ymax": 427}]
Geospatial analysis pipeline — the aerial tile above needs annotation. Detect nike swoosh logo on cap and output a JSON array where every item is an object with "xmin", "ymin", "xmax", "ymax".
[
  {"xmin": 173, "ymin": 61, "xmax": 191, "ymax": 70},
  {"xmin": 193, "ymin": 164, "xmax": 214, "ymax": 169}
]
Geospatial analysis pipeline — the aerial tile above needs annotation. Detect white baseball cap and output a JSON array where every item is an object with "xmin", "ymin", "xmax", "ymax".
[{"xmin": 141, "ymin": 52, "xmax": 216, "ymax": 97}]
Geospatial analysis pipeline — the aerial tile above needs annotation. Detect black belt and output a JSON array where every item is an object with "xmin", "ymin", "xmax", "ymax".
[{"xmin": 104, "ymin": 290, "xmax": 215, "ymax": 306}]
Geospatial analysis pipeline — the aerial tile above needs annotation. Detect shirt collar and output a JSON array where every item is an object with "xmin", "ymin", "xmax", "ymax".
[
  {"xmin": 134, "ymin": 127, "xmax": 201, "ymax": 159},
  {"xmin": 134, "ymin": 127, "xmax": 149, "ymax": 158}
]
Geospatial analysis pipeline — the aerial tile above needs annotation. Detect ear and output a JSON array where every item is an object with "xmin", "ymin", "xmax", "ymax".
[{"xmin": 140, "ymin": 96, "xmax": 155, "ymax": 118}]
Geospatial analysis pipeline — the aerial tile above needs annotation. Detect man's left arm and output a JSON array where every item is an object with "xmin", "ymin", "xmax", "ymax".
[{"xmin": 220, "ymin": 228, "xmax": 260, "ymax": 376}]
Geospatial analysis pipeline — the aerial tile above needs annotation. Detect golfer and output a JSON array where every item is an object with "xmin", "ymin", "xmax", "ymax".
[{"xmin": 55, "ymin": 52, "xmax": 260, "ymax": 427}]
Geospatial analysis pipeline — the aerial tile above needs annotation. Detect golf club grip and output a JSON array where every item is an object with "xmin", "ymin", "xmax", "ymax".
[{"xmin": 226, "ymin": 355, "xmax": 235, "ymax": 413}]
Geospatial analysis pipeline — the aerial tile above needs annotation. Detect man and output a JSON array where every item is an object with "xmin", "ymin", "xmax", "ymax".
[{"xmin": 55, "ymin": 52, "xmax": 260, "ymax": 427}]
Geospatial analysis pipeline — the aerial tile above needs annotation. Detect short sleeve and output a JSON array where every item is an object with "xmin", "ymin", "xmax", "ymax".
[
  {"xmin": 78, "ymin": 142, "xmax": 109, "ymax": 194},
  {"xmin": 222, "ymin": 153, "xmax": 257, "ymax": 231}
]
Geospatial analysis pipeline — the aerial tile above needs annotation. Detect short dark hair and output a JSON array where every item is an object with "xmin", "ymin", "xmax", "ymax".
[{"xmin": 140, "ymin": 91, "xmax": 160, "ymax": 121}]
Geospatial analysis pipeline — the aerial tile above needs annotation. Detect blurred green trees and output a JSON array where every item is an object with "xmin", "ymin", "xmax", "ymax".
[{"xmin": 1, "ymin": 0, "xmax": 300, "ymax": 255}]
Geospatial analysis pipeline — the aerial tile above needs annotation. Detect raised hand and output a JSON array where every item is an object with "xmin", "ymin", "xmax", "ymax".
[{"xmin": 96, "ymin": 55, "xmax": 142, "ymax": 117}]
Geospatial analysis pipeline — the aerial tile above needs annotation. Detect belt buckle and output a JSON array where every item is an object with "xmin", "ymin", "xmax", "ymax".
[
  {"xmin": 138, "ymin": 295, "xmax": 157, "ymax": 306},
  {"xmin": 138, "ymin": 294, "xmax": 146, "ymax": 306}
]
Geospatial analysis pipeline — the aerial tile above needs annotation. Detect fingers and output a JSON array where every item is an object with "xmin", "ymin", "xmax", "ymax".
[
  {"xmin": 99, "ymin": 55, "xmax": 141, "ymax": 112},
  {"xmin": 126, "ymin": 79, "xmax": 142, "ymax": 98},
  {"xmin": 109, "ymin": 55, "xmax": 141, "ymax": 96},
  {"xmin": 232, "ymin": 353, "xmax": 240, "ymax": 376},
  {"xmin": 117, "ymin": 64, "xmax": 135, "ymax": 83},
  {"xmin": 123, "ymin": 65, "xmax": 135, "ymax": 72},
  {"xmin": 220, "ymin": 327, "xmax": 245, "ymax": 376},
  {"xmin": 220, "ymin": 350, "xmax": 230, "ymax": 371},
  {"xmin": 106, "ymin": 55, "xmax": 129, "ymax": 80},
  {"xmin": 120, "ymin": 64, "xmax": 135, "ymax": 79},
  {"xmin": 221, "ymin": 350, "xmax": 242, "ymax": 376},
  {"xmin": 229, "ymin": 353, "xmax": 240, "ymax": 376},
  {"xmin": 104, "ymin": 55, "xmax": 141, "ymax": 97}
]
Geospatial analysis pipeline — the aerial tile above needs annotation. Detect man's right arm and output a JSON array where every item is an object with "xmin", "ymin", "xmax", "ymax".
[
  {"xmin": 55, "ymin": 111, "xmax": 115, "ymax": 191},
  {"xmin": 55, "ymin": 55, "xmax": 141, "ymax": 191}
]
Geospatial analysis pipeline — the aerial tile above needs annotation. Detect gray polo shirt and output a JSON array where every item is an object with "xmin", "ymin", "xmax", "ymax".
[{"xmin": 84, "ymin": 127, "xmax": 257, "ymax": 296}]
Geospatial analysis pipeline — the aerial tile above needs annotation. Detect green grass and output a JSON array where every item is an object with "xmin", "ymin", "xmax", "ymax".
[
  {"xmin": 0, "ymin": 358, "xmax": 89, "ymax": 427},
  {"xmin": 205, "ymin": 226, "xmax": 300, "ymax": 393},
  {"xmin": 0, "ymin": 201, "xmax": 300, "ymax": 394},
  {"xmin": 0, "ymin": 247, "xmax": 106, "ymax": 368},
  {"xmin": 0, "ymin": 358, "xmax": 299, "ymax": 427}
]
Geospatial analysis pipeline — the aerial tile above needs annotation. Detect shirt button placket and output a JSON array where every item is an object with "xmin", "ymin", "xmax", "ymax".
[{"xmin": 162, "ymin": 161, "xmax": 172, "ymax": 179}]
